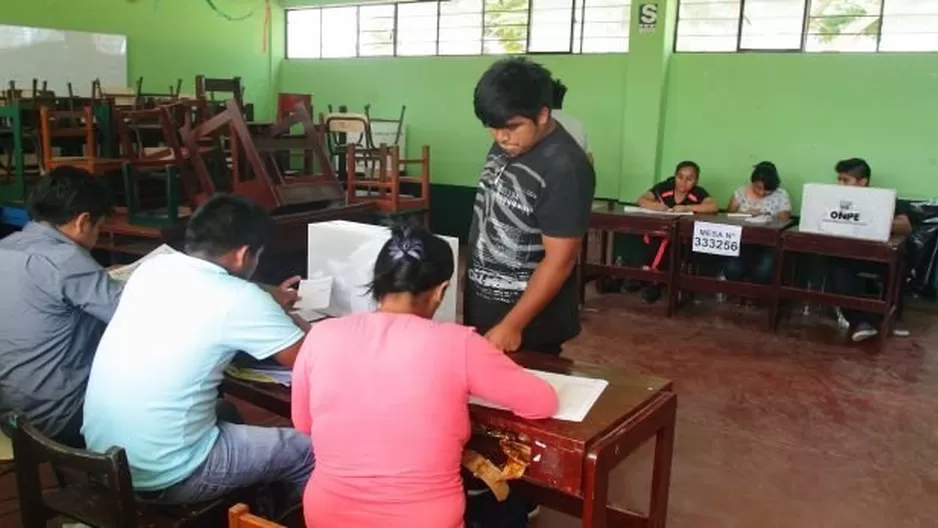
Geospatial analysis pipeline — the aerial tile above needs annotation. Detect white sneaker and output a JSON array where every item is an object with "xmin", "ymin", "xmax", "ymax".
[
  {"xmin": 893, "ymin": 322, "xmax": 911, "ymax": 337},
  {"xmin": 851, "ymin": 323, "xmax": 879, "ymax": 342}
]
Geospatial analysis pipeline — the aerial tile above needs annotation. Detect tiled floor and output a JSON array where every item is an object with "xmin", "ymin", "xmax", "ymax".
[{"xmin": 3, "ymin": 291, "xmax": 936, "ymax": 527}]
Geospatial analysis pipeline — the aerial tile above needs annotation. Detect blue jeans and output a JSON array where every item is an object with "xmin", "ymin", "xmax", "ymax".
[
  {"xmin": 155, "ymin": 422, "xmax": 314, "ymax": 505},
  {"xmin": 723, "ymin": 246, "xmax": 775, "ymax": 284}
]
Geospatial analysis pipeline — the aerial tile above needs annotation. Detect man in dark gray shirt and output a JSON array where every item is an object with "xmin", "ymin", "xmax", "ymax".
[{"xmin": 0, "ymin": 167, "xmax": 122, "ymax": 447}]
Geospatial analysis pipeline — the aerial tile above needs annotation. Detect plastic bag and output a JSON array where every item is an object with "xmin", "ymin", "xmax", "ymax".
[{"xmin": 903, "ymin": 200, "xmax": 938, "ymax": 300}]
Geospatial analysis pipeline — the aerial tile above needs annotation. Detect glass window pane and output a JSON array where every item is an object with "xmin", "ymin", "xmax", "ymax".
[
  {"xmin": 740, "ymin": 0, "xmax": 807, "ymax": 50},
  {"xmin": 483, "ymin": 0, "xmax": 530, "ymax": 55},
  {"xmin": 676, "ymin": 0, "xmax": 742, "ymax": 51},
  {"xmin": 440, "ymin": 0, "xmax": 483, "ymax": 55},
  {"xmin": 581, "ymin": 0, "xmax": 630, "ymax": 53},
  {"xmin": 359, "ymin": 5, "xmax": 395, "ymax": 57},
  {"xmin": 880, "ymin": 1, "xmax": 938, "ymax": 51},
  {"xmin": 321, "ymin": 7, "xmax": 358, "ymax": 58},
  {"xmin": 529, "ymin": 0, "xmax": 575, "ymax": 52},
  {"xmin": 287, "ymin": 9, "xmax": 322, "ymax": 59},
  {"xmin": 805, "ymin": 0, "xmax": 881, "ymax": 52},
  {"xmin": 397, "ymin": 2, "xmax": 439, "ymax": 56}
]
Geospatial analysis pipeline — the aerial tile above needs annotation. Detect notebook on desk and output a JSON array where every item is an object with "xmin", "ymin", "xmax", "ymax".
[{"xmin": 799, "ymin": 183, "xmax": 896, "ymax": 242}]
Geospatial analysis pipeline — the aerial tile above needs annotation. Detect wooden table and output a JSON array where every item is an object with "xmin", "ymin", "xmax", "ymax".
[
  {"xmin": 674, "ymin": 215, "xmax": 794, "ymax": 329},
  {"xmin": 222, "ymin": 351, "xmax": 677, "ymax": 528},
  {"xmin": 775, "ymin": 227, "xmax": 907, "ymax": 345},
  {"xmin": 580, "ymin": 201, "xmax": 682, "ymax": 316}
]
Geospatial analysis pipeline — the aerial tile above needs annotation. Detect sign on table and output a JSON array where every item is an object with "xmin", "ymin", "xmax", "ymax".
[{"xmin": 692, "ymin": 221, "xmax": 742, "ymax": 257}]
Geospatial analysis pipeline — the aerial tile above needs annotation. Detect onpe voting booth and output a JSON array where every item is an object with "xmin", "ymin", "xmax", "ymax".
[
  {"xmin": 307, "ymin": 221, "xmax": 460, "ymax": 322},
  {"xmin": 799, "ymin": 183, "xmax": 897, "ymax": 242}
]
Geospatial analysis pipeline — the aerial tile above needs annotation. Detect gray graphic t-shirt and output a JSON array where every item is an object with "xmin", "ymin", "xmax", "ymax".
[
  {"xmin": 465, "ymin": 126, "xmax": 595, "ymax": 348},
  {"xmin": 734, "ymin": 185, "xmax": 792, "ymax": 216}
]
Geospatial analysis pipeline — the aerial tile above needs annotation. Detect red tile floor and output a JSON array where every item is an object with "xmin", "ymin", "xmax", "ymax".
[{"xmin": 3, "ymin": 290, "xmax": 937, "ymax": 527}]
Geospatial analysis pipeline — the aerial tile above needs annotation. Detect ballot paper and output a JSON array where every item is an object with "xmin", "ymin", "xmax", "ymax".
[
  {"xmin": 295, "ymin": 272, "xmax": 334, "ymax": 311},
  {"xmin": 726, "ymin": 212, "xmax": 752, "ymax": 218},
  {"xmin": 107, "ymin": 244, "xmax": 178, "ymax": 282},
  {"xmin": 622, "ymin": 205, "xmax": 693, "ymax": 216},
  {"xmin": 744, "ymin": 215, "xmax": 773, "ymax": 224},
  {"xmin": 470, "ymin": 370, "xmax": 609, "ymax": 422}
]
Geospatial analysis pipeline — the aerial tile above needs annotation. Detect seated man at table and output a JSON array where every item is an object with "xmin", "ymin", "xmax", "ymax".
[
  {"xmin": 634, "ymin": 160, "xmax": 719, "ymax": 303},
  {"xmin": 829, "ymin": 158, "xmax": 912, "ymax": 342},
  {"xmin": 0, "ymin": 167, "xmax": 122, "ymax": 448},
  {"xmin": 81, "ymin": 193, "xmax": 314, "ymax": 505},
  {"xmin": 723, "ymin": 161, "xmax": 792, "ymax": 284}
]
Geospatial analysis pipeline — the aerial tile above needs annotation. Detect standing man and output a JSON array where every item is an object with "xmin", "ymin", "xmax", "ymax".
[{"xmin": 465, "ymin": 58, "xmax": 596, "ymax": 355}]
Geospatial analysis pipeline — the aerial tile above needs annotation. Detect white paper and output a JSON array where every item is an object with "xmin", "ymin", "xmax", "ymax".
[
  {"xmin": 622, "ymin": 205, "xmax": 693, "ymax": 216},
  {"xmin": 470, "ymin": 369, "xmax": 609, "ymax": 422},
  {"xmin": 290, "ymin": 308, "xmax": 328, "ymax": 322},
  {"xmin": 726, "ymin": 212, "xmax": 752, "ymax": 218},
  {"xmin": 296, "ymin": 274, "xmax": 333, "ymax": 311},
  {"xmin": 744, "ymin": 215, "xmax": 773, "ymax": 224},
  {"xmin": 692, "ymin": 221, "xmax": 742, "ymax": 257},
  {"xmin": 107, "ymin": 244, "xmax": 177, "ymax": 282}
]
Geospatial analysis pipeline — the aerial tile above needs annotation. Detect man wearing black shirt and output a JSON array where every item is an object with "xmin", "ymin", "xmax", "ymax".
[
  {"xmin": 465, "ymin": 58, "xmax": 596, "ymax": 355},
  {"xmin": 829, "ymin": 158, "xmax": 913, "ymax": 342}
]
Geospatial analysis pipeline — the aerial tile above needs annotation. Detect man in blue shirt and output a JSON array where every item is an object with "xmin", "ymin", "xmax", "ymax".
[
  {"xmin": 82, "ymin": 194, "xmax": 313, "ymax": 504},
  {"xmin": 0, "ymin": 167, "xmax": 122, "ymax": 447}
]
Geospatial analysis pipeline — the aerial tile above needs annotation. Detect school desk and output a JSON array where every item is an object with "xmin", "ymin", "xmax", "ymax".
[
  {"xmin": 222, "ymin": 351, "xmax": 677, "ymax": 528},
  {"xmin": 580, "ymin": 200, "xmax": 682, "ymax": 316},
  {"xmin": 674, "ymin": 214, "xmax": 795, "ymax": 329},
  {"xmin": 775, "ymin": 226, "xmax": 908, "ymax": 347}
]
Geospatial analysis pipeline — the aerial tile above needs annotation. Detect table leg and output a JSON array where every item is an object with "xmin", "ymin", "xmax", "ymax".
[
  {"xmin": 579, "ymin": 232, "xmax": 590, "ymax": 305},
  {"xmin": 648, "ymin": 395, "xmax": 677, "ymax": 528},
  {"xmin": 767, "ymin": 244, "xmax": 782, "ymax": 331}
]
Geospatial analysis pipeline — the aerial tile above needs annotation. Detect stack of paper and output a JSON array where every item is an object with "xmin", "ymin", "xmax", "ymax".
[
  {"xmin": 622, "ymin": 205, "xmax": 693, "ymax": 216},
  {"xmin": 225, "ymin": 364, "xmax": 293, "ymax": 386},
  {"xmin": 108, "ymin": 244, "xmax": 177, "ymax": 282},
  {"xmin": 469, "ymin": 370, "xmax": 608, "ymax": 422}
]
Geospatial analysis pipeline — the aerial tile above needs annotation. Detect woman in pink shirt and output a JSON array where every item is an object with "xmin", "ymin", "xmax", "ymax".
[{"xmin": 291, "ymin": 226, "xmax": 559, "ymax": 528}]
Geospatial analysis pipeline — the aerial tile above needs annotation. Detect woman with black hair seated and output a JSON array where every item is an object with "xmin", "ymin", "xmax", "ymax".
[
  {"xmin": 723, "ymin": 161, "xmax": 792, "ymax": 284},
  {"xmin": 291, "ymin": 225, "xmax": 559, "ymax": 528}
]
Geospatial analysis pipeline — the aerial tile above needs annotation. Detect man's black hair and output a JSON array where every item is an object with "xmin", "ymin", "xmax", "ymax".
[
  {"xmin": 675, "ymin": 160, "xmax": 701, "ymax": 178},
  {"xmin": 751, "ymin": 161, "xmax": 780, "ymax": 191},
  {"xmin": 184, "ymin": 194, "xmax": 273, "ymax": 257},
  {"xmin": 473, "ymin": 58, "xmax": 554, "ymax": 128},
  {"xmin": 551, "ymin": 79, "xmax": 568, "ymax": 110},
  {"xmin": 835, "ymin": 158, "xmax": 871, "ymax": 182},
  {"xmin": 27, "ymin": 166, "xmax": 114, "ymax": 226}
]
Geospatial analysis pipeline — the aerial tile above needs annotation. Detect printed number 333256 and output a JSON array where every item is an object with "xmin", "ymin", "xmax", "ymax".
[{"xmin": 694, "ymin": 237, "xmax": 738, "ymax": 252}]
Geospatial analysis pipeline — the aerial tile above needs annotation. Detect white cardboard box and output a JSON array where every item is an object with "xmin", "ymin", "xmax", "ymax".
[{"xmin": 307, "ymin": 221, "xmax": 460, "ymax": 322}]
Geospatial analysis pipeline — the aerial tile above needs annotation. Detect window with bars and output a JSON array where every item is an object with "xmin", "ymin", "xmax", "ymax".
[
  {"xmin": 675, "ymin": 0, "xmax": 938, "ymax": 52},
  {"xmin": 285, "ymin": 0, "xmax": 630, "ymax": 58}
]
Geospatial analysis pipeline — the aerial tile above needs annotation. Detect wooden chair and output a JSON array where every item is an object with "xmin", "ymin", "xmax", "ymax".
[
  {"xmin": 180, "ymin": 99, "xmax": 344, "ymax": 213},
  {"xmin": 228, "ymin": 504, "xmax": 284, "ymax": 528},
  {"xmin": 346, "ymin": 144, "xmax": 431, "ymax": 227},
  {"xmin": 196, "ymin": 75, "xmax": 245, "ymax": 121},
  {"xmin": 38, "ymin": 106, "xmax": 125, "ymax": 176},
  {"xmin": 116, "ymin": 101, "xmax": 208, "ymax": 225},
  {"xmin": 7, "ymin": 411, "xmax": 253, "ymax": 528}
]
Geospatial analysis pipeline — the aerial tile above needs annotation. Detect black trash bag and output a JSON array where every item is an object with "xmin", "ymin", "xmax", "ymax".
[{"xmin": 902, "ymin": 199, "xmax": 938, "ymax": 300}]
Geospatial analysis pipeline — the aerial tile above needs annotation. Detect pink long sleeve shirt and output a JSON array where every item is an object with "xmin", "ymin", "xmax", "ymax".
[{"xmin": 291, "ymin": 312, "xmax": 559, "ymax": 528}]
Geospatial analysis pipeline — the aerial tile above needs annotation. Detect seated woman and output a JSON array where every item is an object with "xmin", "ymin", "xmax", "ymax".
[
  {"xmin": 723, "ymin": 161, "xmax": 792, "ymax": 284},
  {"xmin": 291, "ymin": 226, "xmax": 559, "ymax": 528},
  {"xmin": 635, "ymin": 160, "xmax": 718, "ymax": 303}
]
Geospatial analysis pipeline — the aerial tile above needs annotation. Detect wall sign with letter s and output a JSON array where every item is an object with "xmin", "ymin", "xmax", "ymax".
[{"xmin": 639, "ymin": 3, "xmax": 658, "ymax": 34}]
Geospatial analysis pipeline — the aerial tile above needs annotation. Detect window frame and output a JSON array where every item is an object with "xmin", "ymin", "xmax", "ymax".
[
  {"xmin": 673, "ymin": 0, "xmax": 938, "ymax": 53},
  {"xmin": 284, "ymin": 0, "xmax": 632, "ymax": 59}
]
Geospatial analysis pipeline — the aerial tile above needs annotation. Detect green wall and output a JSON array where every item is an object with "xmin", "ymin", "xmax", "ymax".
[
  {"xmin": 661, "ymin": 53, "xmax": 938, "ymax": 209},
  {"xmin": 2, "ymin": 0, "xmax": 283, "ymax": 118},
  {"xmin": 280, "ymin": 54, "xmax": 627, "ymax": 197},
  {"xmin": 279, "ymin": 3, "xmax": 938, "ymax": 211}
]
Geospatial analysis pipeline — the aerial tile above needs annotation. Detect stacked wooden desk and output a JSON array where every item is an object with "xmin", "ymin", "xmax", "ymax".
[{"xmin": 223, "ymin": 351, "xmax": 678, "ymax": 528}]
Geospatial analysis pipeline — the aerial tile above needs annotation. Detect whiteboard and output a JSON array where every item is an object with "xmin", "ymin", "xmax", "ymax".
[{"xmin": 0, "ymin": 24, "xmax": 127, "ymax": 97}]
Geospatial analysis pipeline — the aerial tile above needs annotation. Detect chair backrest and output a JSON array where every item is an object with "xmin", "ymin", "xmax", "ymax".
[
  {"xmin": 276, "ymin": 93, "xmax": 312, "ymax": 119},
  {"xmin": 6, "ymin": 412, "xmax": 139, "ymax": 528},
  {"xmin": 228, "ymin": 503, "xmax": 284, "ymax": 528},
  {"xmin": 39, "ymin": 106, "xmax": 96, "ymax": 172}
]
